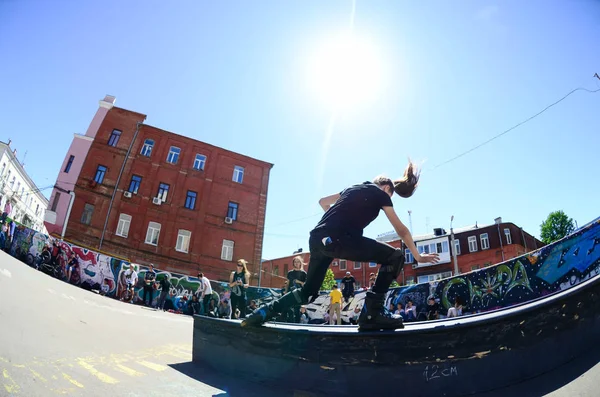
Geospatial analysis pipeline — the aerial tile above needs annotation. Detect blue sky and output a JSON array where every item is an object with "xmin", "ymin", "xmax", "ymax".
[{"xmin": 1, "ymin": 1, "xmax": 599, "ymax": 260}]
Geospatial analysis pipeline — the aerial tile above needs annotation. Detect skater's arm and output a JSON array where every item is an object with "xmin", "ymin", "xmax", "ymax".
[
  {"xmin": 382, "ymin": 207, "xmax": 439, "ymax": 264},
  {"xmin": 318, "ymin": 193, "xmax": 340, "ymax": 211}
]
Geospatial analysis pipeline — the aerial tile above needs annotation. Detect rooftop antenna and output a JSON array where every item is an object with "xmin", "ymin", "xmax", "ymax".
[
  {"xmin": 21, "ymin": 150, "xmax": 28, "ymax": 167},
  {"xmin": 407, "ymin": 210, "xmax": 413, "ymax": 235}
]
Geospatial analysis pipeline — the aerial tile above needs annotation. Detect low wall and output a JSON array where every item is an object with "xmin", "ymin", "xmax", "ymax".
[{"xmin": 6, "ymin": 217, "xmax": 600, "ymax": 323}]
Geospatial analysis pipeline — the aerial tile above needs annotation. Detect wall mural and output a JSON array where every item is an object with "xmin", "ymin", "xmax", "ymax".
[{"xmin": 5, "ymin": 217, "xmax": 600, "ymax": 324}]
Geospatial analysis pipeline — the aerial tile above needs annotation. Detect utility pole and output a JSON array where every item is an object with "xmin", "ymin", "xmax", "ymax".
[{"xmin": 450, "ymin": 215, "xmax": 459, "ymax": 276}]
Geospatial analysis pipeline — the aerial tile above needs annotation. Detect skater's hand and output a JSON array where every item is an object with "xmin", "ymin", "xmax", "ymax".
[{"xmin": 416, "ymin": 253, "xmax": 440, "ymax": 264}]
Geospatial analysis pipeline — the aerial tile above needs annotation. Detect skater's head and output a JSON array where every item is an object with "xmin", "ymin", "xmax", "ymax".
[
  {"xmin": 372, "ymin": 176, "xmax": 394, "ymax": 197},
  {"xmin": 292, "ymin": 256, "xmax": 305, "ymax": 270},
  {"xmin": 393, "ymin": 160, "xmax": 420, "ymax": 198},
  {"xmin": 332, "ymin": 284, "xmax": 338, "ymax": 289}
]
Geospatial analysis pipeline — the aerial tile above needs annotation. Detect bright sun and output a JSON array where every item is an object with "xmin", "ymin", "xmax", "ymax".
[{"xmin": 307, "ymin": 32, "xmax": 383, "ymax": 112}]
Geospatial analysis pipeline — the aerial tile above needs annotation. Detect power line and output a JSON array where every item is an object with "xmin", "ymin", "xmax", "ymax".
[{"xmin": 431, "ymin": 86, "xmax": 600, "ymax": 170}]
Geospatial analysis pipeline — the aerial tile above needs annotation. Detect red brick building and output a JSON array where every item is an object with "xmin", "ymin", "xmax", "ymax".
[
  {"xmin": 52, "ymin": 100, "xmax": 273, "ymax": 283},
  {"xmin": 259, "ymin": 218, "xmax": 543, "ymax": 289}
]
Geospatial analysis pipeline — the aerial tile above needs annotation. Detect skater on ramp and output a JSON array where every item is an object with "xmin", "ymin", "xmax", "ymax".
[{"xmin": 243, "ymin": 161, "xmax": 439, "ymax": 331}]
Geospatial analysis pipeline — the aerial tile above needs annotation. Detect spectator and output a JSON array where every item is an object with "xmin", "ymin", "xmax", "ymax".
[
  {"xmin": 219, "ymin": 299, "xmax": 232, "ymax": 319},
  {"xmin": 155, "ymin": 274, "xmax": 171, "ymax": 311},
  {"xmin": 121, "ymin": 264, "xmax": 138, "ymax": 303},
  {"xmin": 329, "ymin": 284, "xmax": 342, "ymax": 325},
  {"xmin": 368, "ymin": 272, "xmax": 377, "ymax": 289},
  {"xmin": 189, "ymin": 294, "xmax": 201, "ymax": 316},
  {"xmin": 299, "ymin": 306, "xmax": 309, "ymax": 324},
  {"xmin": 426, "ymin": 297, "xmax": 440, "ymax": 320},
  {"xmin": 405, "ymin": 300, "xmax": 417, "ymax": 321},
  {"xmin": 66, "ymin": 252, "xmax": 79, "ymax": 283},
  {"xmin": 350, "ymin": 306, "xmax": 362, "ymax": 325},
  {"xmin": 229, "ymin": 259, "xmax": 250, "ymax": 318},
  {"xmin": 287, "ymin": 256, "xmax": 307, "ymax": 322},
  {"xmin": 197, "ymin": 272, "xmax": 213, "ymax": 313},
  {"xmin": 143, "ymin": 264, "xmax": 157, "ymax": 307},
  {"xmin": 341, "ymin": 272, "xmax": 356, "ymax": 304},
  {"xmin": 1, "ymin": 199, "xmax": 12, "ymax": 224},
  {"xmin": 447, "ymin": 296, "xmax": 463, "ymax": 318},
  {"xmin": 247, "ymin": 300, "xmax": 258, "ymax": 314}
]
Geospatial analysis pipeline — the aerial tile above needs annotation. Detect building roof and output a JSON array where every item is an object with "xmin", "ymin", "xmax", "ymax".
[
  {"xmin": 0, "ymin": 141, "xmax": 49, "ymax": 205},
  {"xmin": 377, "ymin": 223, "xmax": 499, "ymax": 243}
]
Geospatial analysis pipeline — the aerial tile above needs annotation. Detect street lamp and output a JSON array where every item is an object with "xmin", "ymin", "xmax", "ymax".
[{"xmin": 450, "ymin": 215, "xmax": 459, "ymax": 276}]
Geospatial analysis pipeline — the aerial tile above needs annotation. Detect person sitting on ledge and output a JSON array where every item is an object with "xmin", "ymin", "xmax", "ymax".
[{"xmin": 242, "ymin": 161, "xmax": 439, "ymax": 331}]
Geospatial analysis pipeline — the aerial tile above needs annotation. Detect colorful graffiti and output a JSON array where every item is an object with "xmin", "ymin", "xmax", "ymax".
[{"xmin": 5, "ymin": 217, "xmax": 600, "ymax": 324}]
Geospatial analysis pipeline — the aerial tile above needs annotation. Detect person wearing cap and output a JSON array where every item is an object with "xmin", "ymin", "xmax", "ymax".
[
  {"xmin": 243, "ymin": 161, "xmax": 440, "ymax": 331},
  {"xmin": 368, "ymin": 272, "xmax": 377, "ymax": 290},
  {"xmin": 341, "ymin": 271, "xmax": 356, "ymax": 304},
  {"xmin": 329, "ymin": 284, "xmax": 343, "ymax": 325}
]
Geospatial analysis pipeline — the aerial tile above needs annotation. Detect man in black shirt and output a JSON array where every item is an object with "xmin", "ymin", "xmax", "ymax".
[
  {"xmin": 286, "ymin": 256, "xmax": 307, "ymax": 322},
  {"xmin": 143, "ymin": 264, "xmax": 157, "ymax": 307},
  {"xmin": 243, "ymin": 162, "xmax": 439, "ymax": 331},
  {"xmin": 341, "ymin": 272, "xmax": 356, "ymax": 303}
]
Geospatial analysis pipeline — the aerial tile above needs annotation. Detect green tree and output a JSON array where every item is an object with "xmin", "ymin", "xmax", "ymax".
[
  {"xmin": 540, "ymin": 210, "xmax": 575, "ymax": 244},
  {"xmin": 390, "ymin": 280, "xmax": 400, "ymax": 288},
  {"xmin": 320, "ymin": 268, "xmax": 337, "ymax": 291}
]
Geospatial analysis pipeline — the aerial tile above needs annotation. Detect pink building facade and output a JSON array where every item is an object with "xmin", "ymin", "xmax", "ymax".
[{"xmin": 44, "ymin": 95, "xmax": 128, "ymax": 236}]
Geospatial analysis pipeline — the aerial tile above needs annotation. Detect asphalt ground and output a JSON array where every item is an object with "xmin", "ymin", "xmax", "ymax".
[{"xmin": 0, "ymin": 250, "xmax": 598, "ymax": 397}]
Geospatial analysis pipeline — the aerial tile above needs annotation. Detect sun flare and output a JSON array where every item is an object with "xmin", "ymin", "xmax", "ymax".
[{"xmin": 307, "ymin": 32, "xmax": 383, "ymax": 111}]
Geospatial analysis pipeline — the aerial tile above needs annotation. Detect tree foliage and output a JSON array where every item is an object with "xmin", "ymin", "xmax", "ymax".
[
  {"xmin": 540, "ymin": 210, "xmax": 575, "ymax": 244},
  {"xmin": 320, "ymin": 268, "xmax": 337, "ymax": 291},
  {"xmin": 390, "ymin": 280, "xmax": 400, "ymax": 288}
]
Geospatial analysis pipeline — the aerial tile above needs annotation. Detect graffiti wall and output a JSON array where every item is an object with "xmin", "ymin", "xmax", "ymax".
[{"xmin": 5, "ymin": 216, "xmax": 600, "ymax": 325}]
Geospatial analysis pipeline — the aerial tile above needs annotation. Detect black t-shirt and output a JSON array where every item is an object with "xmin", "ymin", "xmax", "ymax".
[
  {"xmin": 312, "ymin": 182, "xmax": 393, "ymax": 237},
  {"xmin": 159, "ymin": 277, "xmax": 171, "ymax": 291},
  {"xmin": 341, "ymin": 276, "xmax": 356, "ymax": 293},
  {"xmin": 287, "ymin": 269, "xmax": 307, "ymax": 289}
]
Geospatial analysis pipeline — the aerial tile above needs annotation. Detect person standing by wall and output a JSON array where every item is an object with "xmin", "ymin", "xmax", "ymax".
[
  {"xmin": 143, "ymin": 264, "xmax": 157, "ymax": 307},
  {"xmin": 197, "ymin": 272, "xmax": 213, "ymax": 314},
  {"xmin": 329, "ymin": 284, "xmax": 343, "ymax": 325},
  {"xmin": 341, "ymin": 271, "xmax": 356, "ymax": 304},
  {"xmin": 229, "ymin": 259, "xmax": 250, "ymax": 319},
  {"xmin": 156, "ymin": 274, "xmax": 171, "ymax": 311},
  {"xmin": 286, "ymin": 256, "xmax": 307, "ymax": 322}
]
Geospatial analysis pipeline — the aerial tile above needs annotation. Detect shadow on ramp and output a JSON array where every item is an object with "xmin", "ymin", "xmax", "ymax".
[{"xmin": 168, "ymin": 361, "xmax": 295, "ymax": 397}]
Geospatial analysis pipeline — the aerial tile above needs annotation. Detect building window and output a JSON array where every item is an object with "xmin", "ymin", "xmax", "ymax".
[
  {"xmin": 273, "ymin": 265, "xmax": 279, "ymax": 276},
  {"xmin": 369, "ymin": 262, "xmax": 377, "ymax": 268},
  {"xmin": 453, "ymin": 239, "xmax": 461, "ymax": 255},
  {"xmin": 145, "ymin": 222, "xmax": 161, "ymax": 246},
  {"xmin": 50, "ymin": 193, "xmax": 61, "ymax": 212},
  {"xmin": 107, "ymin": 129, "xmax": 121, "ymax": 147},
  {"xmin": 193, "ymin": 154, "xmax": 206, "ymax": 171},
  {"xmin": 504, "ymin": 228, "xmax": 512, "ymax": 244},
  {"xmin": 221, "ymin": 239, "xmax": 234, "ymax": 261},
  {"xmin": 354, "ymin": 261, "xmax": 361, "ymax": 269},
  {"xmin": 140, "ymin": 139, "xmax": 154, "ymax": 157},
  {"xmin": 339, "ymin": 260, "xmax": 347, "ymax": 270},
  {"xmin": 167, "ymin": 146, "xmax": 181, "ymax": 164},
  {"xmin": 16, "ymin": 182, "xmax": 21, "ymax": 195},
  {"xmin": 332, "ymin": 261, "xmax": 338, "ymax": 267},
  {"xmin": 233, "ymin": 166, "xmax": 244, "ymax": 183},
  {"xmin": 480, "ymin": 233, "xmax": 490, "ymax": 250},
  {"xmin": 0, "ymin": 163, "xmax": 5, "ymax": 175},
  {"xmin": 227, "ymin": 202, "xmax": 238, "ymax": 220},
  {"xmin": 417, "ymin": 271, "xmax": 453, "ymax": 284},
  {"xmin": 176, "ymin": 230, "xmax": 191, "ymax": 253},
  {"xmin": 10, "ymin": 175, "xmax": 15, "ymax": 189},
  {"xmin": 405, "ymin": 250, "xmax": 414, "ymax": 263},
  {"xmin": 94, "ymin": 165, "xmax": 107, "ymax": 184},
  {"xmin": 128, "ymin": 175, "xmax": 142, "ymax": 194},
  {"xmin": 116, "ymin": 213, "xmax": 132, "ymax": 238},
  {"xmin": 406, "ymin": 277, "xmax": 415, "ymax": 285},
  {"xmin": 20, "ymin": 187, "xmax": 24, "ymax": 197},
  {"xmin": 35, "ymin": 204, "xmax": 39, "ymax": 215},
  {"xmin": 80, "ymin": 203, "xmax": 94, "ymax": 225},
  {"xmin": 64, "ymin": 155, "xmax": 75, "ymax": 173},
  {"xmin": 185, "ymin": 191, "xmax": 197, "ymax": 210},
  {"xmin": 468, "ymin": 236, "xmax": 478, "ymax": 252},
  {"xmin": 156, "ymin": 183, "xmax": 170, "ymax": 202}
]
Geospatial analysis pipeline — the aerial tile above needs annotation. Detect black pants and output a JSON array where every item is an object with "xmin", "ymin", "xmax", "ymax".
[
  {"xmin": 143, "ymin": 286, "xmax": 154, "ymax": 306},
  {"xmin": 157, "ymin": 290, "xmax": 169, "ymax": 310},
  {"xmin": 301, "ymin": 232, "xmax": 399, "ymax": 302},
  {"xmin": 231, "ymin": 294, "xmax": 246, "ymax": 318}
]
